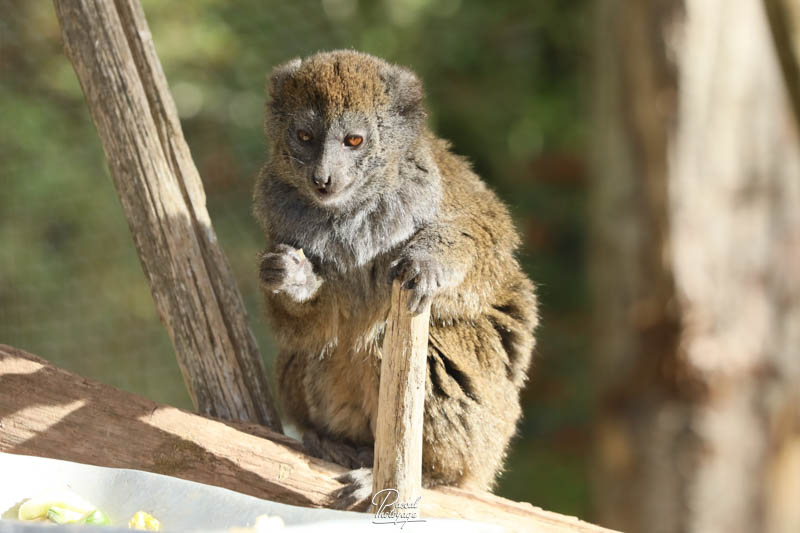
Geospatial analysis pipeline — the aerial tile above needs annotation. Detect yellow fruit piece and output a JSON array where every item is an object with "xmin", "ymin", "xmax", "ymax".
[
  {"xmin": 129, "ymin": 511, "xmax": 161, "ymax": 531},
  {"xmin": 297, "ymin": 248, "xmax": 305, "ymax": 259},
  {"xmin": 18, "ymin": 488, "xmax": 96, "ymax": 521}
]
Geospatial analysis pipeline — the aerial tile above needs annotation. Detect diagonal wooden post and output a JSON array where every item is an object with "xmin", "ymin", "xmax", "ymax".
[
  {"xmin": 51, "ymin": 0, "xmax": 282, "ymax": 431},
  {"xmin": 372, "ymin": 281, "xmax": 430, "ymax": 512}
]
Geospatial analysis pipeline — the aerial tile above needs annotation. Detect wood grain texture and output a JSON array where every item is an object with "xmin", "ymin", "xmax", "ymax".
[
  {"xmin": 51, "ymin": 0, "xmax": 281, "ymax": 430},
  {"xmin": 372, "ymin": 281, "xmax": 429, "ymax": 506},
  {"xmin": 0, "ymin": 345, "xmax": 618, "ymax": 533}
]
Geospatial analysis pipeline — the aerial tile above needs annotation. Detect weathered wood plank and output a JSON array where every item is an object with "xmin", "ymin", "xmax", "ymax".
[
  {"xmin": 0, "ymin": 345, "xmax": 618, "ymax": 533},
  {"xmin": 51, "ymin": 0, "xmax": 281, "ymax": 430}
]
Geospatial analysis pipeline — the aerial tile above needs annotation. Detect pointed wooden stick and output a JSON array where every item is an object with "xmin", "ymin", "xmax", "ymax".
[{"xmin": 372, "ymin": 280, "xmax": 430, "ymax": 511}]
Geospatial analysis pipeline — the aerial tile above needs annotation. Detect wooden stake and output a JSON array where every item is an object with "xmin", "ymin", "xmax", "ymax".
[{"xmin": 372, "ymin": 281, "xmax": 430, "ymax": 510}]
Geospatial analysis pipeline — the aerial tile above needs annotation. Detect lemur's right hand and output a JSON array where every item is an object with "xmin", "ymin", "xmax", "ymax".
[{"xmin": 259, "ymin": 244, "xmax": 319, "ymax": 302}]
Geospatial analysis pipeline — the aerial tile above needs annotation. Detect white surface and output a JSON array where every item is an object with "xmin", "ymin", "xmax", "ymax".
[{"xmin": 0, "ymin": 453, "xmax": 500, "ymax": 532}]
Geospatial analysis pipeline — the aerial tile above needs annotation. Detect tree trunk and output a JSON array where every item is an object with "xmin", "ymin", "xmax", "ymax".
[
  {"xmin": 591, "ymin": 1, "xmax": 800, "ymax": 533},
  {"xmin": 51, "ymin": 0, "xmax": 282, "ymax": 430}
]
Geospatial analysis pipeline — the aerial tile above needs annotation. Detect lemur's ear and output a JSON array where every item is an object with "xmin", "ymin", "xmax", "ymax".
[
  {"xmin": 267, "ymin": 58, "xmax": 301, "ymax": 99},
  {"xmin": 382, "ymin": 63, "xmax": 425, "ymax": 122}
]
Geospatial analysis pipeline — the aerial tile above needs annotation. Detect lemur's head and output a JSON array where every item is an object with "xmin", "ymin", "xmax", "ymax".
[{"xmin": 265, "ymin": 50, "xmax": 426, "ymax": 209}]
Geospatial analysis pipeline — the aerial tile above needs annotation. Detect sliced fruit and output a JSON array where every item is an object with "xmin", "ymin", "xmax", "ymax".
[
  {"xmin": 18, "ymin": 488, "xmax": 96, "ymax": 521},
  {"xmin": 129, "ymin": 511, "xmax": 161, "ymax": 531},
  {"xmin": 82, "ymin": 509, "xmax": 111, "ymax": 526},
  {"xmin": 46, "ymin": 506, "xmax": 86, "ymax": 524}
]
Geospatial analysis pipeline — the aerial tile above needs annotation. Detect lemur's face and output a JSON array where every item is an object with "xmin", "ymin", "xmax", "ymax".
[
  {"xmin": 282, "ymin": 108, "xmax": 378, "ymax": 208},
  {"xmin": 266, "ymin": 51, "xmax": 426, "ymax": 211}
]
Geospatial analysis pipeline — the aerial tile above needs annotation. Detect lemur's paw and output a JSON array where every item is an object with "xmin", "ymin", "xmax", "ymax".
[
  {"xmin": 389, "ymin": 250, "xmax": 446, "ymax": 314},
  {"xmin": 259, "ymin": 244, "xmax": 316, "ymax": 301}
]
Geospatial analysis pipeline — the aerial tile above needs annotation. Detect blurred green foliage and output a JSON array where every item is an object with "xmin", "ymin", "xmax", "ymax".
[{"xmin": 0, "ymin": 0, "xmax": 589, "ymax": 517}]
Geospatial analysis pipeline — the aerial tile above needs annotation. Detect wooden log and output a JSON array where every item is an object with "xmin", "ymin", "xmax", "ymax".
[
  {"xmin": 51, "ymin": 0, "xmax": 281, "ymax": 430},
  {"xmin": 372, "ymin": 281, "xmax": 430, "ymax": 508},
  {"xmin": 0, "ymin": 345, "xmax": 618, "ymax": 533}
]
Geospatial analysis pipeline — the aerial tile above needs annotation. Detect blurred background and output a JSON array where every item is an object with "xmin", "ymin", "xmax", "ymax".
[{"xmin": 1, "ymin": 1, "xmax": 799, "ymax": 532}]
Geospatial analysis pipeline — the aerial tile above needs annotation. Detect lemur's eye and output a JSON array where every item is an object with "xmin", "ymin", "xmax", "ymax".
[
  {"xmin": 297, "ymin": 130, "xmax": 313, "ymax": 143},
  {"xmin": 344, "ymin": 134, "xmax": 363, "ymax": 148}
]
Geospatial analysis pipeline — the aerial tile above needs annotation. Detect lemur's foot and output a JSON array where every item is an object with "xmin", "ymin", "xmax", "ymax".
[
  {"xmin": 302, "ymin": 431, "xmax": 373, "ymax": 470},
  {"xmin": 330, "ymin": 467, "xmax": 373, "ymax": 512}
]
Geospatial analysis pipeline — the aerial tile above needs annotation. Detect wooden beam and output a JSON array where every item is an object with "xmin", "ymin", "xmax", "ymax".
[
  {"xmin": 51, "ymin": 0, "xmax": 281, "ymax": 430},
  {"xmin": 0, "ymin": 345, "xmax": 618, "ymax": 533},
  {"xmin": 373, "ymin": 281, "xmax": 430, "ymax": 506}
]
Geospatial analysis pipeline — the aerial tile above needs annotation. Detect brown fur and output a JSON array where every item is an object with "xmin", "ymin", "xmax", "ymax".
[{"xmin": 272, "ymin": 53, "xmax": 391, "ymax": 119}]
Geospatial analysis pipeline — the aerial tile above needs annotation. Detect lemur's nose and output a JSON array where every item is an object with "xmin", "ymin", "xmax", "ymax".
[{"xmin": 313, "ymin": 175, "xmax": 332, "ymax": 190}]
